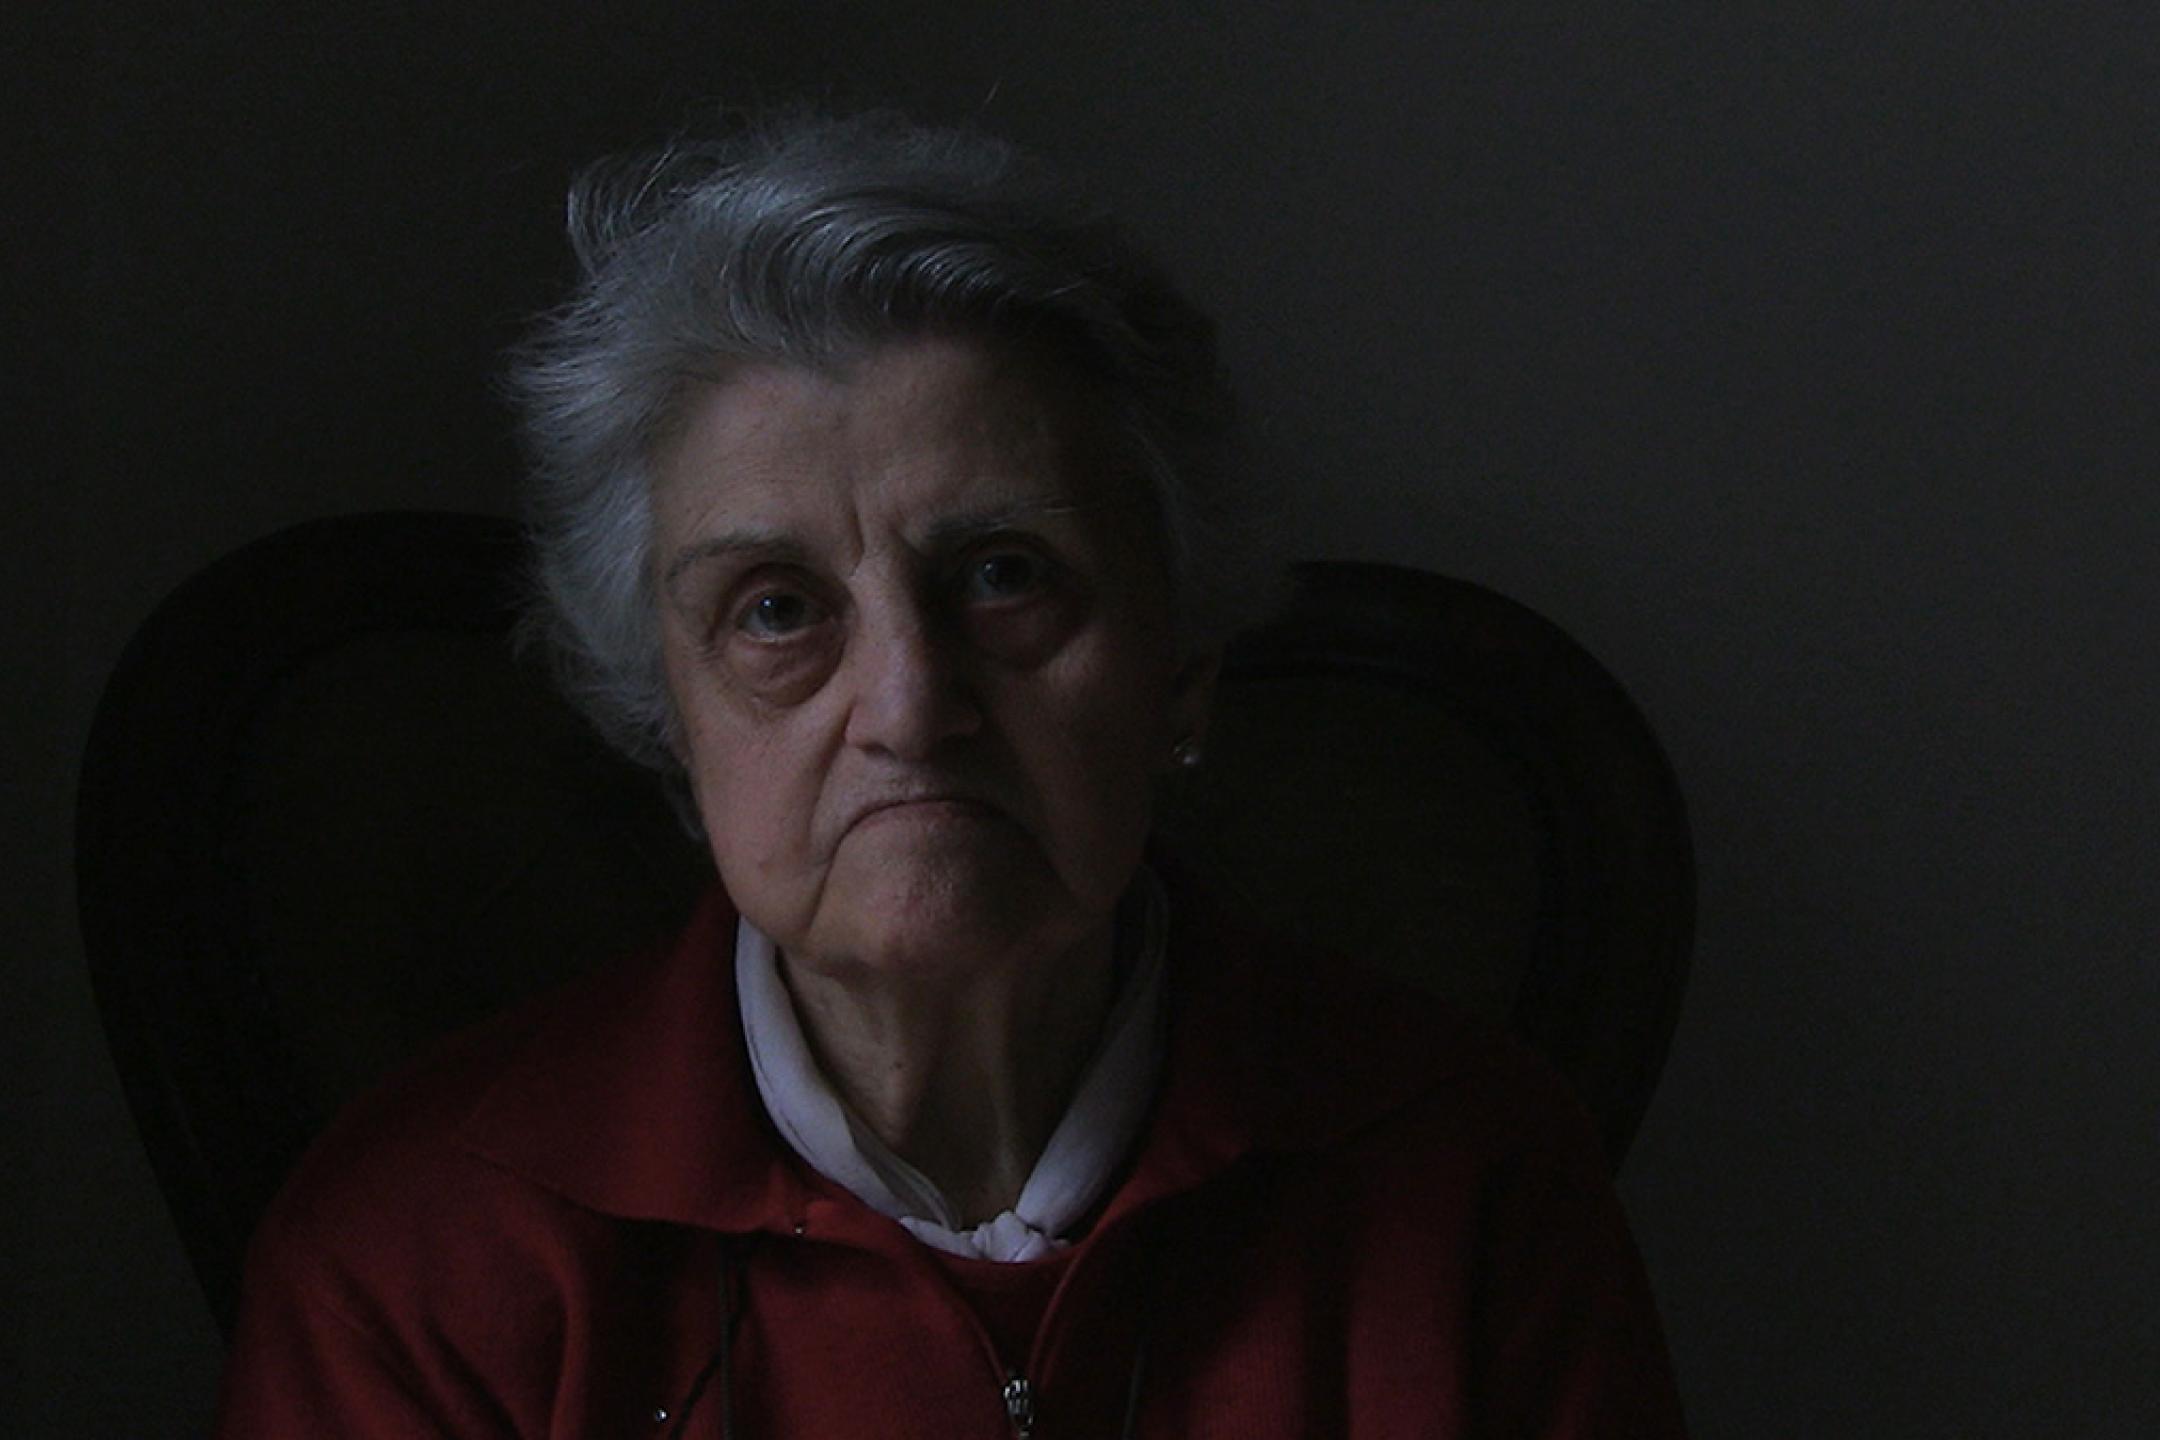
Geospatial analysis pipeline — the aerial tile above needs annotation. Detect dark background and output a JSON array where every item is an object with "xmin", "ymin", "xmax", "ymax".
[{"xmin": 9, "ymin": 3, "xmax": 2158, "ymax": 1435}]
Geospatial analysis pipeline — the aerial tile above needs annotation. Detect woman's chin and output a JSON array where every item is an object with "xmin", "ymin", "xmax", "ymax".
[{"xmin": 803, "ymin": 847, "xmax": 1083, "ymax": 984}]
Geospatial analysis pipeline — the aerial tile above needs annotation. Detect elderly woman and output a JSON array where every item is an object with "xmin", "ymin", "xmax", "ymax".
[{"xmin": 216, "ymin": 113, "xmax": 1685, "ymax": 1438}]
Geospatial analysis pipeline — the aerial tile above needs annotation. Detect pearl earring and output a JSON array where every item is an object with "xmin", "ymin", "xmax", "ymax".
[{"xmin": 1170, "ymin": 736, "xmax": 1204, "ymax": 770}]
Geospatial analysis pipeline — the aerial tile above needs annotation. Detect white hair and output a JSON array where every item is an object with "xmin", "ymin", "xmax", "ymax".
[{"xmin": 506, "ymin": 110, "xmax": 1278, "ymax": 776}]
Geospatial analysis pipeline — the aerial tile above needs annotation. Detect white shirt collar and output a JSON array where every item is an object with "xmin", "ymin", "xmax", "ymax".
[{"xmin": 736, "ymin": 872, "xmax": 1170, "ymax": 1263}]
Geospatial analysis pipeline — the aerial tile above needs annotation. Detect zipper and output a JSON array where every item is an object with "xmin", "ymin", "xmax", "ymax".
[{"xmin": 1002, "ymin": 1372, "xmax": 1036, "ymax": 1439}]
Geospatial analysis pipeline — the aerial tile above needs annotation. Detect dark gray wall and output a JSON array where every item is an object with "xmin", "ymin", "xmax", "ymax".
[{"xmin": 10, "ymin": 4, "xmax": 2156, "ymax": 1435}]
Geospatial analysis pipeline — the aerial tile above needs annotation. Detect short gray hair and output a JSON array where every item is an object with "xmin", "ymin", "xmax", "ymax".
[{"xmin": 506, "ymin": 110, "xmax": 1277, "ymax": 775}]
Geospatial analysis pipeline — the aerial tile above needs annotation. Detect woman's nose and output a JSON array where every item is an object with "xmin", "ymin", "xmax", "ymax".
[{"xmin": 841, "ymin": 602, "xmax": 983, "ymax": 760}]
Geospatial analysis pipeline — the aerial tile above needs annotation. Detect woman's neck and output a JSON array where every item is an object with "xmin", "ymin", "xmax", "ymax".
[{"xmin": 777, "ymin": 924, "xmax": 1119, "ymax": 1226}]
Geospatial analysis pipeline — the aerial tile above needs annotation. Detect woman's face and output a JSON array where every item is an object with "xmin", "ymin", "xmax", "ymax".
[{"xmin": 652, "ymin": 335, "xmax": 1213, "ymax": 985}]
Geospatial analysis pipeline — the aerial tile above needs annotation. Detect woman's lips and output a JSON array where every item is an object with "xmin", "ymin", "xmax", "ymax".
[{"xmin": 847, "ymin": 794, "xmax": 1003, "ymax": 832}]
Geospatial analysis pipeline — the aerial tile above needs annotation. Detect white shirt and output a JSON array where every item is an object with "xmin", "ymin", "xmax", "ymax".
[{"xmin": 735, "ymin": 873, "xmax": 1169, "ymax": 1262}]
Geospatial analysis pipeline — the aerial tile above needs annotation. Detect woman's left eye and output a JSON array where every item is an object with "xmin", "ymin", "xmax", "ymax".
[{"xmin": 961, "ymin": 551, "xmax": 1045, "ymax": 602}]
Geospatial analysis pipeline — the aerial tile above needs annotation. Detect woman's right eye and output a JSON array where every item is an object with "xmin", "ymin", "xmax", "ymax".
[{"xmin": 734, "ymin": 588, "xmax": 826, "ymax": 640}]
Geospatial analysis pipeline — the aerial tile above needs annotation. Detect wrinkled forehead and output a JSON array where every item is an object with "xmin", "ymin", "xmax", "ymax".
[{"xmin": 648, "ymin": 333, "xmax": 1161, "ymax": 551}]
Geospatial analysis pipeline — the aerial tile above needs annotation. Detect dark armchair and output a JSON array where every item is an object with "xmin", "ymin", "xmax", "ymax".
[{"xmin": 78, "ymin": 512, "xmax": 1692, "ymax": 1336}]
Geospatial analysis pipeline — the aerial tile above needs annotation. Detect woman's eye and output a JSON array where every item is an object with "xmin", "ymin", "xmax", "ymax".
[
  {"xmin": 961, "ymin": 551, "xmax": 1044, "ymax": 602},
  {"xmin": 735, "ymin": 589, "xmax": 825, "ymax": 639}
]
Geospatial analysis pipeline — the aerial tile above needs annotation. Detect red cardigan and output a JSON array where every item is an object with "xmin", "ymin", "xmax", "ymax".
[{"xmin": 215, "ymin": 883, "xmax": 1687, "ymax": 1438}]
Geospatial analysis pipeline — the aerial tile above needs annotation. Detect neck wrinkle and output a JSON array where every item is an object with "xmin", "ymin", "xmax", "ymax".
[
  {"xmin": 737, "ymin": 873, "xmax": 1170, "ymax": 1255},
  {"xmin": 779, "ymin": 922, "xmax": 1118, "ymax": 1221}
]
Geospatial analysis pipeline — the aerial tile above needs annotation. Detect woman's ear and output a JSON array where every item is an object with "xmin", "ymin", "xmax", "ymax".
[{"xmin": 1166, "ymin": 646, "xmax": 1222, "ymax": 760}]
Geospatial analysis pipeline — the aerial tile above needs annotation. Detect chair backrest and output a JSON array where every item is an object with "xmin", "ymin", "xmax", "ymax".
[{"xmin": 78, "ymin": 511, "xmax": 1691, "ymax": 1336}]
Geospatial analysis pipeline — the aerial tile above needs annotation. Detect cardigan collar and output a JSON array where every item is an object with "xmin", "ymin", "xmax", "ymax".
[{"xmin": 458, "ymin": 872, "xmax": 1483, "ymax": 1238}]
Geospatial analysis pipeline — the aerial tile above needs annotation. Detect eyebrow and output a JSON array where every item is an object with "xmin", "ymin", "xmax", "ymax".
[
  {"xmin": 661, "ymin": 530, "xmax": 810, "ymax": 591},
  {"xmin": 920, "ymin": 499, "xmax": 1102, "ymax": 547},
  {"xmin": 661, "ymin": 498, "xmax": 1114, "ymax": 590}
]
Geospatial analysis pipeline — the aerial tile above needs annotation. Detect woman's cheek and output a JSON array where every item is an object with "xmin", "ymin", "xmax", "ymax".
[
  {"xmin": 966, "ymin": 592, "xmax": 1088, "ymax": 669},
  {"xmin": 718, "ymin": 638, "xmax": 838, "ymax": 710}
]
